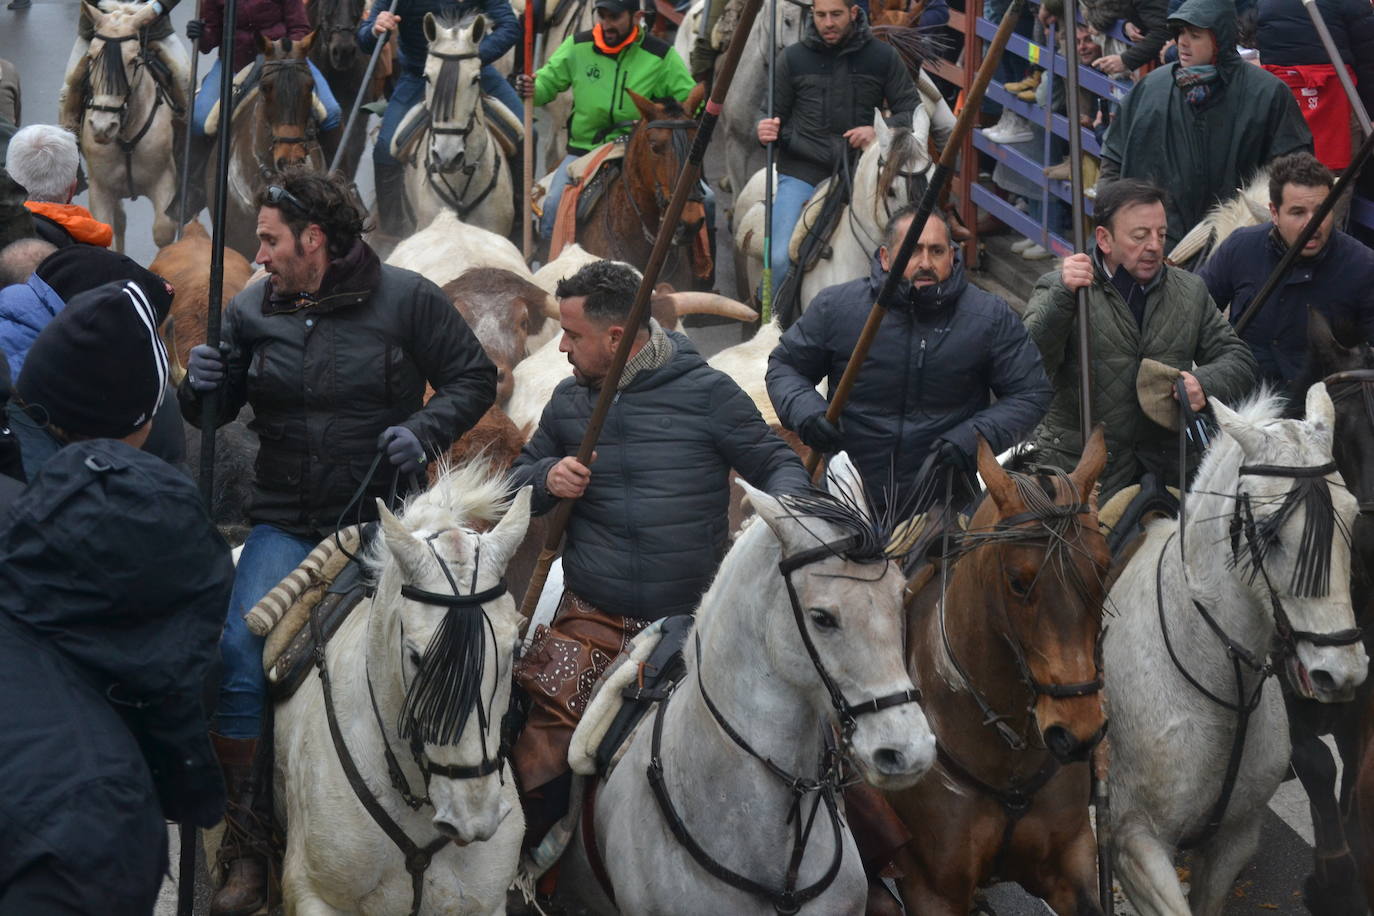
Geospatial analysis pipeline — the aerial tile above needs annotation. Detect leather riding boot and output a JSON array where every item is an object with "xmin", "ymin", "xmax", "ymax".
[
  {"xmin": 373, "ymin": 162, "xmax": 409, "ymax": 237},
  {"xmin": 210, "ymin": 734, "xmax": 270, "ymax": 916}
]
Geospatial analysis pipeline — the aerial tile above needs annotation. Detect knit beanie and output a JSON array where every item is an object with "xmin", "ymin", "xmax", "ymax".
[
  {"xmin": 36, "ymin": 243, "xmax": 172, "ymax": 315},
  {"xmin": 17, "ymin": 279, "xmax": 170, "ymax": 439}
]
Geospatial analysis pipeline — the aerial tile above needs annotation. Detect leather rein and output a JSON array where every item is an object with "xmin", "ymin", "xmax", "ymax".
[
  {"xmin": 644, "ymin": 535, "xmax": 920, "ymax": 914},
  {"xmin": 313, "ymin": 526, "xmax": 509, "ymax": 916}
]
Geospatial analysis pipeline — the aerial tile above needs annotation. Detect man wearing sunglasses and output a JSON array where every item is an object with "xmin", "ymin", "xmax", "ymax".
[{"xmin": 177, "ymin": 169, "xmax": 496, "ymax": 916}]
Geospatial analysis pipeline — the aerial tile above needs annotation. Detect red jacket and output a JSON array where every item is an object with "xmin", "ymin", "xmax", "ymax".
[{"xmin": 199, "ymin": 0, "xmax": 310, "ymax": 73}]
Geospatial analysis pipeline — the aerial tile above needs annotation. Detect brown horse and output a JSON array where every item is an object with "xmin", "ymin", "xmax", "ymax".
[
  {"xmin": 867, "ymin": 0, "xmax": 924, "ymax": 28},
  {"xmin": 209, "ymin": 33, "xmax": 325, "ymax": 257},
  {"xmin": 889, "ymin": 430, "xmax": 1111, "ymax": 915},
  {"xmin": 575, "ymin": 88, "xmax": 712, "ymax": 292}
]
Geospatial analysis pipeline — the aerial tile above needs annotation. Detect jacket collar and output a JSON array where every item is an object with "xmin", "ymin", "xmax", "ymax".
[
  {"xmin": 263, "ymin": 239, "xmax": 381, "ymax": 315},
  {"xmin": 23, "ymin": 202, "xmax": 114, "ymax": 247},
  {"xmin": 868, "ymin": 251, "xmax": 970, "ymax": 318},
  {"xmin": 1266, "ymin": 223, "xmax": 1334, "ymax": 267}
]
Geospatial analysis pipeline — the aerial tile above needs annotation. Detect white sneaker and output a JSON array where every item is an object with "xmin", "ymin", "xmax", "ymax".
[
  {"xmin": 1010, "ymin": 237, "xmax": 1036, "ymax": 253},
  {"xmin": 984, "ymin": 113, "xmax": 1034, "ymax": 144},
  {"xmin": 1021, "ymin": 243, "xmax": 1053, "ymax": 260}
]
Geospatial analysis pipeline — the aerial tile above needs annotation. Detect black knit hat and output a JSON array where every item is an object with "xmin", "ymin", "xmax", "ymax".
[
  {"xmin": 36, "ymin": 244, "xmax": 172, "ymax": 316},
  {"xmin": 17, "ymin": 279, "xmax": 170, "ymax": 439}
]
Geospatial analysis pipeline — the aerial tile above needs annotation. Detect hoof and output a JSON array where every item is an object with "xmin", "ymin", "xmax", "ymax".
[{"xmin": 1302, "ymin": 866, "xmax": 1368, "ymax": 916}]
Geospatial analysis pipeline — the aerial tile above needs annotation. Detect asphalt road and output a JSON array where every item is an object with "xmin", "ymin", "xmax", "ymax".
[{"xmin": 0, "ymin": 4, "xmax": 1340, "ymax": 914}]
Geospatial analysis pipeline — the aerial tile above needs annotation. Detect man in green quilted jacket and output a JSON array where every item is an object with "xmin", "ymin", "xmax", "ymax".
[
  {"xmin": 1025, "ymin": 179, "xmax": 1257, "ymax": 498},
  {"xmin": 515, "ymin": 0, "xmax": 695, "ymax": 240}
]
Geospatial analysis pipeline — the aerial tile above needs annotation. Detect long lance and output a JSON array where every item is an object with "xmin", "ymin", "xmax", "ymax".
[
  {"xmin": 522, "ymin": 0, "xmax": 536, "ymax": 258},
  {"xmin": 760, "ymin": 0, "xmax": 777, "ymax": 321},
  {"xmin": 327, "ymin": 0, "xmax": 401, "ymax": 174},
  {"xmin": 1060, "ymin": 0, "xmax": 1093, "ymax": 447},
  {"xmin": 184, "ymin": 0, "xmax": 240, "ymax": 910},
  {"xmin": 517, "ymin": 0, "xmax": 766, "ymax": 619},
  {"xmin": 175, "ymin": 2, "xmax": 203, "ymax": 238},
  {"xmin": 1232, "ymin": 124, "xmax": 1374, "ymax": 336},
  {"xmin": 803, "ymin": 0, "xmax": 1025, "ymax": 476},
  {"xmin": 1301, "ymin": 0, "xmax": 1371, "ymax": 137}
]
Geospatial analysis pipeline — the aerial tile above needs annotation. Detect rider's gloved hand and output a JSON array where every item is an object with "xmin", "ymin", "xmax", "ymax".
[
  {"xmin": 185, "ymin": 18, "xmax": 203, "ymax": 40},
  {"xmin": 931, "ymin": 437, "xmax": 973, "ymax": 476},
  {"xmin": 797, "ymin": 413, "xmax": 843, "ymax": 454},
  {"xmin": 378, "ymin": 426, "xmax": 427, "ymax": 476},
  {"xmin": 186, "ymin": 343, "xmax": 225, "ymax": 393}
]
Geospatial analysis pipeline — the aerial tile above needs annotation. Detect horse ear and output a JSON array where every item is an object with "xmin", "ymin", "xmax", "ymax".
[
  {"xmin": 485, "ymin": 486, "xmax": 532, "ymax": 569},
  {"xmin": 626, "ymin": 89, "xmax": 657, "ymax": 123},
  {"xmin": 257, "ymin": 33, "xmax": 273, "ymax": 56},
  {"xmin": 1304, "ymin": 381, "xmax": 1336, "ymax": 436},
  {"xmin": 1307, "ymin": 307, "xmax": 1352, "ymax": 370},
  {"xmin": 738, "ymin": 479, "xmax": 811, "ymax": 555},
  {"xmin": 424, "ymin": 11, "xmax": 440, "ymax": 44},
  {"xmin": 1211, "ymin": 397, "xmax": 1264, "ymax": 459},
  {"xmin": 83, "ymin": 1, "xmax": 105, "ymax": 28},
  {"xmin": 1069, "ymin": 424, "xmax": 1108, "ymax": 500},
  {"xmin": 873, "ymin": 111, "xmax": 892, "ymax": 151},
  {"xmin": 297, "ymin": 29, "xmax": 317, "ymax": 55},
  {"xmin": 824, "ymin": 451, "xmax": 872, "ymax": 523},
  {"xmin": 377, "ymin": 499, "xmax": 428, "ymax": 579},
  {"xmin": 976, "ymin": 434, "xmax": 1019, "ymax": 513},
  {"xmin": 685, "ymin": 82, "xmax": 706, "ymax": 118}
]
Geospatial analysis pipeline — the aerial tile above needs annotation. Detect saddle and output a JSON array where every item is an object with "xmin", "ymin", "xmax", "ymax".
[
  {"xmin": 389, "ymin": 95, "xmax": 526, "ymax": 165},
  {"xmin": 266, "ymin": 558, "xmax": 370, "ymax": 702},
  {"xmin": 546, "ymin": 139, "xmax": 627, "ymax": 259}
]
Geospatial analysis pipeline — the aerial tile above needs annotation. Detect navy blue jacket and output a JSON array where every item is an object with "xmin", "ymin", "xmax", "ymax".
[
  {"xmin": 510, "ymin": 331, "xmax": 810, "ymax": 620},
  {"xmin": 359, "ymin": 0, "xmax": 519, "ymax": 76},
  {"xmin": 1199, "ymin": 223, "xmax": 1374, "ymax": 386},
  {"xmin": 1257, "ymin": 0, "xmax": 1374, "ymax": 114},
  {"xmin": 767, "ymin": 256, "xmax": 1052, "ymax": 515}
]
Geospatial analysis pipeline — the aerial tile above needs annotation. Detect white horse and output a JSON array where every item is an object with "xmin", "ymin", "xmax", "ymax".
[
  {"xmin": 1104, "ymin": 384, "xmax": 1368, "ymax": 916},
  {"xmin": 732, "ymin": 110, "xmax": 930, "ymax": 313},
  {"xmin": 560, "ymin": 458, "xmax": 936, "ymax": 914},
  {"xmin": 405, "ymin": 13, "xmax": 514, "ymax": 238},
  {"xmin": 275, "ymin": 463, "xmax": 531, "ymax": 914},
  {"xmin": 77, "ymin": 0, "xmax": 181, "ymax": 251}
]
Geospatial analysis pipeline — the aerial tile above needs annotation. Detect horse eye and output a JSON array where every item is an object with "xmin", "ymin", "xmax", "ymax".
[
  {"xmin": 408, "ymin": 649, "xmax": 422, "ymax": 668},
  {"xmin": 809, "ymin": 608, "xmax": 840, "ymax": 631},
  {"xmin": 1007, "ymin": 572, "xmax": 1034, "ymax": 597}
]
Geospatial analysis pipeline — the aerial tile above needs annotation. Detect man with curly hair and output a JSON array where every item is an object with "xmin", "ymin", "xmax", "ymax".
[{"xmin": 177, "ymin": 168, "xmax": 496, "ymax": 915}]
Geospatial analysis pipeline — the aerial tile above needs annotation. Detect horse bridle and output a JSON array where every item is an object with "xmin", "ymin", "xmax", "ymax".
[
  {"xmin": 255, "ymin": 59, "xmax": 319, "ymax": 176},
  {"xmin": 87, "ymin": 32, "xmax": 172, "ymax": 198},
  {"xmin": 421, "ymin": 50, "xmax": 503, "ymax": 218},
  {"xmin": 620, "ymin": 118, "xmax": 705, "ymax": 249}
]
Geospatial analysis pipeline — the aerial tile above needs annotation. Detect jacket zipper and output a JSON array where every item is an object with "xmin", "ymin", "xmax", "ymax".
[{"xmin": 893, "ymin": 316, "xmax": 912, "ymax": 474}]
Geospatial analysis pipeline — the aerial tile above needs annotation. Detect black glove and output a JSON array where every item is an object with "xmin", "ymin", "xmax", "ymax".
[
  {"xmin": 378, "ymin": 426, "xmax": 426, "ymax": 476},
  {"xmin": 798, "ymin": 413, "xmax": 844, "ymax": 454},
  {"xmin": 186, "ymin": 343, "xmax": 225, "ymax": 393},
  {"xmin": 185, "ymin": 18, "xmax": 203, "ymax": 40},
  {"xmin": 931, "ymin": 438, "xmax": 973, "ymax": 475}
]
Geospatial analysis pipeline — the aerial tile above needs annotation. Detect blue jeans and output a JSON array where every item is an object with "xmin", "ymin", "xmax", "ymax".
[
  {"xmin": 192, "ymin": 58, "xmax": 342, "ymax": 137},
  {"xmin": 540, "ymin": 152, "xmax": 580, "ymax": 240},
  {"xmin": 767, "ymin": 174, "xmax": 816, "ymax": 295},
  {"xmin": 215, "ymin": 524, "xmax": 316, "ymax": 739},
  {"xmin": 375, "ymin": 67, "xmax": 522, "ymax": 168}
]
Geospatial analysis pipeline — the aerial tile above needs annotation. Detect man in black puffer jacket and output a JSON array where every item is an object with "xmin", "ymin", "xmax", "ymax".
[
  {"xmin": 509, "ymin": 259, "xmax": 809, "ymax": 854},
  {"xmin": 756, "ymin": 0, "xmax": 921, "ymax": 296},
  {"xmin": 178, "ymin": 169, "xmax": 495, "ymax": 915},
  {"xmin": 768, "ymin": 208, "xmax": 1053, "ymax": 516}
]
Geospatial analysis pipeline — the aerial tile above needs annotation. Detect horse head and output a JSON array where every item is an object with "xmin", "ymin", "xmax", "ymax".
[
  {"xmin": 965, "ymin": 427, "xmax": 1111, "ymax": 764},
  {"xmin": 625, "ymin": 88, "xmax": 708, "ymax": 257},
  {"xmin": 257, "ymin": 33, "xmax": 319, "ymax": 172},
  {"xmin": 865, "ymin": 109, "xmax": 929, "ymax": 232},
  {"xmin": 81, "ymin": 1, "xmax": 157, "ymax": 144},
  {"xmin": 423, "ymin": 11, "xmax": 486, "ymax": 173},
  {"xmin": 313, "ymin": 0, "xmax": 365, "ymax": 73},
  {"xmin": 1209, "ymin": 385, "xmax": 1367, "ymax": 702},
  {"xmin": 370, "ymin": 467, "xmax": 532, "ymax": 843},
  {"xmin": 739, "ymin": 458, "xmax": 936, "ymax": 791},
  {"xmin": 1300, "ymin": 309, "xmax": 1374, "ymax": 518}
]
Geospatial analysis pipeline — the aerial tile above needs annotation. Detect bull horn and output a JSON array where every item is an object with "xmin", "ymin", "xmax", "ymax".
[
  {"xmin": 660, "ymin": 291, "xmax": 759, "ymax": 323},
  {"xmin": 542, "ymin": 293, "xmax": 560, "ymax": 319}
]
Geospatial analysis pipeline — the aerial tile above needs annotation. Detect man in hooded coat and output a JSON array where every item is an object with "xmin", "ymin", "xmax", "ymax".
[{"xmin": 1097, "ymin": 0, "xmax": 1312, "ymax": 249}]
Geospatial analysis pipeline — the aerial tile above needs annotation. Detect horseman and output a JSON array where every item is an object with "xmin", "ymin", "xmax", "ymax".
[
  {"xmin": 507, "ymin": 260, "xmax": 810, "ymax": 880},
  {"xmin": 756, "ymin": 0, "xmax": 920, "ymax": 299},
  {"xmin": 1024, "ymin": 179, "xmax": 1257, "ymax": 500},
  {"xmin": 57, "ymin": 0, "xmax": 192, "ymax": 134},
  {"xmin": 513, "ymin": 0, "xmax": 695, "ymax": 241},
  {"xmin": 360, "ymin": 0, "xmax": 522, "ymax": 236},
  {"xmin": 767, "ymin": 207, "xmax": 1053, "ymax": 517},
  {"xmin": 178, "ymin": 169, "xmax": 496, "ymax": 916}
]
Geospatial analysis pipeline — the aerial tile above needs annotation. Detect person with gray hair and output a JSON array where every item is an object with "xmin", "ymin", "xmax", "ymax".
[
  {"xmin": 0, "ymin": 239, "xmax": 54, "ymax": 288},
  {"xmin": 5, "ymin": 125, "xmax": 111, "ymax": 249}
]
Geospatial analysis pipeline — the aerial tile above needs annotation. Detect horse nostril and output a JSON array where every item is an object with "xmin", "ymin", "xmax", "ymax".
[
  {"xmin": 1309, "ymin": 668, "xmax": 1337, "ymax": 693},
  {"xmin": 1043, "ymin": 725, "xmax": 1086, "ymax": 763},
  {"xmin": 433, "ymin": 818, "xmax": 460, "ymax": 840},
  {"xmin": 872, "ymin": 747, "xmax": 908, "ymax": 774}
]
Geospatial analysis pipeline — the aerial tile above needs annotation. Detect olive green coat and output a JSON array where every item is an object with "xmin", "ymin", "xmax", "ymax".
[{"xmin": 1024, "ymin": 258, "xmax": 1257, "ymax": 497}]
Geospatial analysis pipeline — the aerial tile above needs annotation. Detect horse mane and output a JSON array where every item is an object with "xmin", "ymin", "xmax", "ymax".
[
  {"xmin": 778, "ymin": 483, "xmax": 909, "ymax": 564},
  {"xmin": 261, "ymin": 55, "xmax": 314, "ymax": 125},
  {"xmin": 90, "ymin": 36, "xmax": 131, "ymax": 98},
  {"xmin": 430, "ymin": 12, "xmax": 480, "ymax": 121},
  {"xmin": 877, "ymin": 127, "xmax": 920, "ymax": 198},
  {"xmin": 870, "ymin": 24, "xmax": 947, "ymax": 72}
]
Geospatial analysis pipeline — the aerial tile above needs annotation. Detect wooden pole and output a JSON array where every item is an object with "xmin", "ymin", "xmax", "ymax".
[
  {"xmin": 803, "ymin": 0, "xmax": 1026, "ymax": 476},
  {"xmin": 327, "ymin": 0, "xmax": 401, "ymax": 175},
  {"xmin": 1059, "ymin": 0, "xmax": 1094, "ymax": 446},
  {"xmin": 760, "ymin": 0, "xmax": 777, "ymax": 321},
  {"xmin": 522, "ymin": 0, "xmax": 536, "ymax": 259},
  {"xmin": 1301, "ymin": 0, "xmax": 1370, "ymax": 137},
  {"xmin": 518, "ymin": 0, "xmax": 767, "ymax": 618}
]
